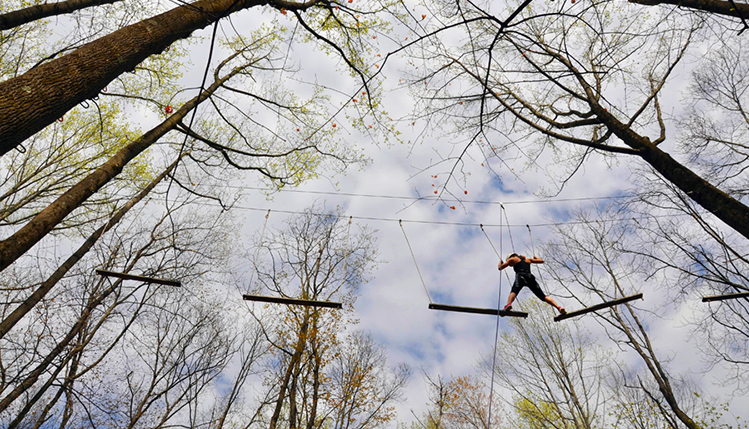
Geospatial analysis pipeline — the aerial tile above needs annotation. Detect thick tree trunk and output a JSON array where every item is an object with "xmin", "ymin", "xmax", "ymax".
[
  {"xmin": 0, "ymin": 0, "xmax": 264, "ymax": 156},
  {"xmin": 500, "ymin": 42, "xmax": 749, "ymax": 241},
  {"xmin": 0, "ymin": 0, "xmax": 123, "ymax": 31},
  {"xmin": 628, "ymin": 0, "xmax": 749, "ymax": 19},
  {"xmin": 0, "ymin": 67, "xmax": 238, "ymax": 272},
  {"xmin": 0, "ymin": 156, "xmax": 181, "ymax": 339},
  {"xmin": 597, "ymin": 106, "xmax": 749, "ymax": 240}
]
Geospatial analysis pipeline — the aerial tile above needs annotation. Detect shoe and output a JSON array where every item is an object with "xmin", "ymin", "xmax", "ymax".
[
  {"xmin": 559, "ymin": 307, "xmax": 566, "ymax": 315},
  {"xmin": 503, "ymin": 305, "xmax": 512, "ymax": 311}
]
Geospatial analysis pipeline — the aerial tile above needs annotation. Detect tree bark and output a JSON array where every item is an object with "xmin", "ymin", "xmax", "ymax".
[
  {"xmin": 628, "ymin": 0, "xmax": 749, "ymax": 19},
  {"xmin": 594, "ymin": 105, "xmax": 749, "ymax": 240},
  {"xmin": 0, "ymin": 0, "xmax": 123, "ymax": 31},
  {"xmin": 0, "ymin": 66, "xmax": 238, "ymax": 272},
  {"xmin": 0, "ymin": 0, "xmax": 265, "ymax": 156}
]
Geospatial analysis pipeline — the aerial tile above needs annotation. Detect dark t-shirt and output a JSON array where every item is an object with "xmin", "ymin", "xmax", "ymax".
[{"xmin": 513, "ymin": 258, "xmax": 531, "ymax": 274}]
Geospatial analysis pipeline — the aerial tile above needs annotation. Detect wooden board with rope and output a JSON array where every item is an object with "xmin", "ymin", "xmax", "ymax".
[
  {"xmin": 702, "ymin": 292, "xmax": 749, "ymax": 302},
  {"xmin": 428, "ymin": 303, "xmax": 528, "ymax": 317},
  {"xmin": 95, "ymin": 269, "xmax": 181, "ymax": 287},
  {"xmin": 554, "ymin": 293, "xmax": 643, "ymax": 322},
  {"xmin": 243, "ymin": 294, "xmax": 343, "ymax": 308}
]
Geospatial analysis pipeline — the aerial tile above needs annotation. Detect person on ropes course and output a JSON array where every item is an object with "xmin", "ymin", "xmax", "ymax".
[{"xmin": 498, "ymin": 253, "xmax": 566, "ymax": 315}]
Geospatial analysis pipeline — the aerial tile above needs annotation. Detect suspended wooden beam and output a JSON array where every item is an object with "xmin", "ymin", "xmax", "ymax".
[
  {"xmin": 554, "ymin": 293, "xmax": 643, "ymax": 322},
  {"xmin": 242, "ymin": 294, "xmax": 343, "ymax": 309},
  {"xmin": 702, "ymin": 292, "xmax": 749, "ymax": 302},
  {"xmin": 429, "ymin": 303, "xmax": 528, "ymax": 318},
  {"xmin": 96, "ymin": 269, "xmax": 181, "ymax": 287}
]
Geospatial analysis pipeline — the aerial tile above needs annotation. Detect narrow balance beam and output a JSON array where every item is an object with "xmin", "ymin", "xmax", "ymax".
[
  {"xmin": 96, "ymin": 269, "xmax": 181, "ymax": 287},
  {"xmin": 702, "ymin": 292, "xmax": 749, "ymax": 302},
  {"xmin": 242, "ymin": 295, "xmax": 343, "ymax": 309},
  {"xmin": 554, "ymin": 293, "xmax": 643, "ymax": 322},
  {"xmin": 429, "ymin": 303, "xmax": 528, "ymax": 318}
]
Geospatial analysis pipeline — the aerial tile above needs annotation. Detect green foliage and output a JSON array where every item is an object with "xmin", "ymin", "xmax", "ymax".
[
  {"xmin": 0, "ymin": 1, "xmax": 53, "ymax": 79},
  {"xmin": 515, "ymin": 398, "xmax": 572, "ymax": 429},
  {"xmin": 694, "ymin": 397, "xmax": 749, "ymax": 429},
  {"xmin": 0, "ymin": 100, "xmax": 153, "ymax": 230}
]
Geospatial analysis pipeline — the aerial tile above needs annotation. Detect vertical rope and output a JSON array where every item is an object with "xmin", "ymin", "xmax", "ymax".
[
  {"xmin": 526, "ymin": 224, "xmax": 535, "ymax": 257},
  {"xmin": 502, "ymin": 204, "xmax": 515, "ymax": 254},
  {"xmin": 247, "ymin": 210, "xmax": 271, "ymax": 294},
  {"xmin": 481, "ymin": 224, "xmax": 501, "ymax": 259},
  {"xmin": 399, "ymin": 220, "xmax": 433, "ymax": 304},
  {"xmin": 335, "ymin": 216, "xmax": 353, "ymax": 300},
  {"xmin": 526, "ymin": 223, "xmax": 556, "ymax": 307},
  {"xmin": 526, "ymin": 222, "xmax": 547, "ymax": 282},
  {"xmin": 487, "ymin": 207, "xmax": 504, "ymax": 429},
  {"xmin": 482, "ymin": 223, "xmax": 514, "ymax": 286}
]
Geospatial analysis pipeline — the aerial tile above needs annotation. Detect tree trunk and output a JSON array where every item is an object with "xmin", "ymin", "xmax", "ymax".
[
  {"xmin": 627, "ymin": 0, "xmax": 749, "ymax": 19},
  {"xmin": 0, "ymin": 65, "xmax": 239, "ymax": 273},
  {"xmin": 0, "ymin": 0, "xmax": 123, "ymax": 31},
  {"xmin": 0, "ymin": 0, "xmax": 264, "ymax": 156},
  {"xmin": 269, "ymin": 317, "xmax": 310, "ymax": 429},
  {"xmin": 595, "ymin": 105, "xmax": 749, "ymax": 240}
]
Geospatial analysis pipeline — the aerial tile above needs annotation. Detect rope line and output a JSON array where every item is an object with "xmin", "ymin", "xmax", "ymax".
[
  {"xmin": 482, "ymin": 224, "xmax": 514, "ymax": 286},
  {"xmin": 481, "ymin": 224, "xmax": 501, "ymax": 259},
  {"xmin": 399, "ymin": 220, "xmax": 432, "ymax": 304},
  {"xmin": 212, "ymin": 185, "xmax": 633, "ymax": 206},
  {"xmin": 136, "ymin": 196, "xmax": 691, "ymax": 228},
  {"xmin": 336, "ymin": 216, "xmax": 353, "ymax": 299},
  {"xmin": 527, "ymin": 224, "xmax": 535, "ymax": 256},
  {"xmin": 487, "ymin": 206, "xmax": 505, "ymax": 429},
  {"xmin": 247, "ymin": 209, "xmax": 271, "ymax": 294},
  {"xmin": 527, "ymin": 223, "xmax": 552, "ymax": 301},
  {"xmin": 596, "ymin": 220, "xmax": 640, "ymax": 300},
  {"xmin": 502, "ymin": 204, "xmax": 515, "ymax": 253}
]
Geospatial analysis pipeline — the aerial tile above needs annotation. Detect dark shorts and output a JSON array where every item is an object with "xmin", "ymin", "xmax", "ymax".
[{"xmin": 511, "ymin": 273, "xmax": 546, "ymax": 300}]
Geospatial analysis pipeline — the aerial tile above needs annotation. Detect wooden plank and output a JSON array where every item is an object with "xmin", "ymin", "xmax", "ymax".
[
  {"xmin": 242, "ymin": 294, "xmax": 343, "ymax": 309},
  {"xmin": 702, "ymin": 292, "xmax": 749, "ymax": 302},
  {"xmin": 429, "ymin": 303, "xmax": 528, "ymax": 318},
  {"xmin": 554, "ymin": 293, "xmax": 643, "ymax": 322},
  {"xmin": 96, "ymin": 269, "xmax": 181, "ymax": 287}
]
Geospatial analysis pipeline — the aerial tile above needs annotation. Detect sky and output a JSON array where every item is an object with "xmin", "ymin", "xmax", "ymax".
[
  {"xmin": 121, "ymin": 1, "xmax": 749, "ymax": 425},
  {"xmin": 221, "ymin": 74, "xmax": 747, "ymax": 429}
]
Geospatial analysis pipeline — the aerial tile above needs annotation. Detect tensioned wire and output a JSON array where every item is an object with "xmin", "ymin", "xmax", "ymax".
[
  {"xmin": 402, "ymin": 205, "xmax": 508, "ymax": 428},
  {"xmin": 246, "ymin": 209, "xmax": 271, "ymax": 294},
  {"xmin": 148, "ymin": 198, "xmax": 688, "ymax": 229},
  {"xmin": 483, "ymin": 202, "xmax": 526, "ymax": 429},
  {"xmin": 203, "ymin": 184, "xmax": 633, "ymax": 206},
  {"xmin": 486, "ymin": 206, "xmax": 504, "ymax": 429},
  {"xmin": 335, "ymin": 216, "xmax": 353, "ymax": 302},
  {"xmin": 399, "ymin": 220, "xmax": 433, "ymax": 304}
]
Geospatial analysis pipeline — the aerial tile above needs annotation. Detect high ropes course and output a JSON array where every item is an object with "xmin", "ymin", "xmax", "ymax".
[
  {"xmin": 93, "ymin": 204, "xmax": 654, "ymax": 318},
  {"xmin": 398, "ymin": 210, "xmax": 643, "ymax": 322},
  {"xmin": 397, "ymin": 203, "xmax": 648, "ymax": 429},
  {"xmin": 91, "ymin": 196, "xmax": 746, "ymax": 429},
  {"xmin": 399, "ymin": 217, "xmax": 528, "ymax": 318}
]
